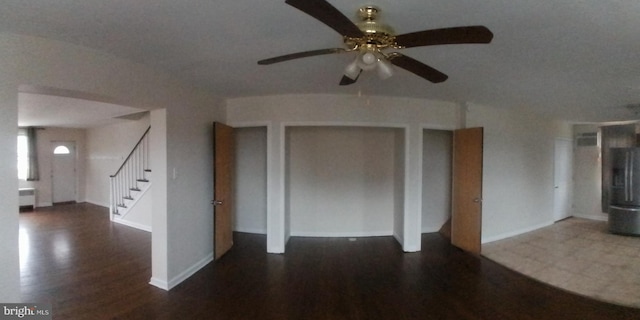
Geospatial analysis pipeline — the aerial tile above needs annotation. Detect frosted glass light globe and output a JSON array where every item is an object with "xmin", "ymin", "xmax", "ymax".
[
  {"xmin": 361, "ymin": 52, "xmax": 376, "ymax": 65},
  {"xmin": 357, "ymin": 51, "xmax": 378, "ymax": 71}
]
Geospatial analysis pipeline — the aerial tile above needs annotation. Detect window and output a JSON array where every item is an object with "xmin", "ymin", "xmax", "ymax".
[
  {"xmin": 53, "ymin": 146, "xmax": 70, "ymax": 154},
  {"xmin": 18, "ymin": 127, "xmax": 39, "ymax": 181},
  {"xmin": 17, "ymin": 134, "xmax": 28, "ymax": 180}
]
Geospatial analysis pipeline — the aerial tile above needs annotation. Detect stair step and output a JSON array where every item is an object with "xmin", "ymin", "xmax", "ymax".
[
  {"xmin": 117, "ymin": 204, "xmax": 127, "ymax": 209},
  {"xmin": 113, "ymin": 211, "xmax": 121, "ymax": 216},
  {"xmin": 130, "ymin": 188, "xmax": 141, "ymax": 192},
  {"xmin": 123, "ymin": 196, "xmax": 134, "ymax": 200},
  {"xmin": 137, "ymin": 179, "xmax": 149, "ymax": 183},
  {"xmin": 145, "ymin": 169, "xmax": 152, "ymax": 172}
]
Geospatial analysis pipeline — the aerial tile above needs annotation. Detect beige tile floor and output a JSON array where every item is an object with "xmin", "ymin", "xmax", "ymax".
[{"xmin": 482, "ymin": 218, "xmax": 640, "ymax": 308}]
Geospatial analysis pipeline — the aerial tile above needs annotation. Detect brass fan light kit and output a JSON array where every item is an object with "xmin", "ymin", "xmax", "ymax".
[{"xmin": 258, "ymin": 0, "xmax": 494, "ymax": 85}]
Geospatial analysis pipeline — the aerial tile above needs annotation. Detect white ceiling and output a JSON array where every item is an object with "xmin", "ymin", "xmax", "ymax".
[
  {"xmin": 3, "ymin": 0, "xmax": 640, "ymax": 123},
  {"xmin": 18, "ymin": 93, "xmax": 144, "ymax": 128}
]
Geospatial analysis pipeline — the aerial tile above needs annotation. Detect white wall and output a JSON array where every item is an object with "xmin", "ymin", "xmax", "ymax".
[
  {"xmin": 228, "ymin": 94, "xmax": 572, "ymax": 251},
  {"xmin": 422, "ymin": 129, "xmax": 452, "ymax": 233},
  {"xmin": 19, "ymin": 127, "xmax": 86, "ymax": 207},
  {"xmin": 286, "ymin": 126, "xmax": 399, "ymax": 237},
  {"xmin": 85, "ymin": 114, "xmax": 150, "ymax": 207},
  {"xmin": 466, "ymin": 103, "xmax": 572, "ymax": 243},
  {"xmin": 0, "ymin": 33, "xmax": 222, "ymax": 297},
  {"xmin": 393, "ymin": 129, "xmax": 405, "ymax": 244},
  {"xmin": 227, "ymin": 94, "xmax": 459, "ymax": 125},
  {"xmin": 165, "ymin": 92, "xmax": 223, "ymax": 289},
  {"xmin": 0, "ymin": 88, "xmax": 20, "ymax": 302},
  {"xmin": 572, "ymin": 124, "xmax": 605, "ymax": 220},
  {"xmin": 234, "ymin": 127, "xmax": 267, "ymax": 234},
  {"xmin": 227, "ymin": 94, "xmax": 459, "ymax": 252}
]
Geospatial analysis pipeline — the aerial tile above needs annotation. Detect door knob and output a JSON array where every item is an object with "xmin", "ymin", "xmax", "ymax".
[
  {"xmin": 473, "ymin": 198, "xmax": 482, "ymax": 203},
  {"xmin": 212, "ymin": 200, "xmax": 223, "ymax": 206}
]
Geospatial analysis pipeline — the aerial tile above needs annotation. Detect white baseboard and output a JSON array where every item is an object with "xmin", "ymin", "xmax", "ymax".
[
  {"xmin": 393, "ymin": 232, "xmax": 404, "ymax": 247},
  {"xmin": 573, "ymin": 213, "xmax": 608, "ymax": 221},
  {"xmin": 169, "ymin": 253, "xmax": 213, "ymax": 290},
  {"xmin": 149, "ymin": 252, "xmax": 214, "ymax": 291},
  {"xmin": 84, "ymin": 199, "xmax": 109, "ymax": 208},
  {"xmin": 482, "ymin": 220, "xmax": 554, "ymax": 244},
  {"xmin": 112, "ymin": 218, "xmax": 152, "ymax": 232},
  {"xmin": 267, "ymin": 245, "xmax": 285, "ymax": 254},
  {"xmin": 421, "ymin": 227, "xmax": 441, "ymax": 234},
  {"xmin": 233, "ymin": 227, "xmax": 267, "ymax": 235},
  {"xmin": 37, "ymin": 201, "xmax": 53, "ymax": 208},
  {"xmin": 149, "ymin": 277, "xmax": 169, "ymax": 291},
  {"xmin": 290, "ymin": 230, "xmax": 393, "ymax": 238}
]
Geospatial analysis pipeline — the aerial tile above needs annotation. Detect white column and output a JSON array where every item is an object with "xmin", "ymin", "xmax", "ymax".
[
  {"xmin": 149, "ymin": 109, "xmax": 169, "ymax": 290},
  {"xmin": 266, "ymin": 123, "xmax": 286, "ymax": 253},
  {"xmin": 403, "ymin": 124, "xmax": 423, "ymax": 252}
]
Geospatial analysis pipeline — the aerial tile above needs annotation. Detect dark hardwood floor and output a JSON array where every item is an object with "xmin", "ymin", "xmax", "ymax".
[{"xmin": 19, "ymin": 203, "xmax": 640, "ymax": 319}]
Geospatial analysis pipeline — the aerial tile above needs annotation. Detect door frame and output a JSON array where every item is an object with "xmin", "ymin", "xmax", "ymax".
[
  {"xmin": 51, "ymin": 140, "xmax": 77, "ymax": 204},
  {"xmin": 553, "ymin": 138, "xmax": 574, "ymax": 221}
]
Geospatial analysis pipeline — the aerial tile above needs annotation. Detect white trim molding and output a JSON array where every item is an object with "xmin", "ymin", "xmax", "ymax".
[{"xmin": 150, "ymin": 252, "xmax": 214, "ymax": 291}]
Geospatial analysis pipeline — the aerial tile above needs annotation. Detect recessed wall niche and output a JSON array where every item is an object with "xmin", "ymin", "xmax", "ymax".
[{"xmin": 285, "ymin": 126, "xmax": 405, "ymax": 238}]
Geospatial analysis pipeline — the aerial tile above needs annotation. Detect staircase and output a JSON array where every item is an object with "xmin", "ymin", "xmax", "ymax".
[{"xmin": 110, "ymin": 126, "xmax": 151, "ymax": 219}]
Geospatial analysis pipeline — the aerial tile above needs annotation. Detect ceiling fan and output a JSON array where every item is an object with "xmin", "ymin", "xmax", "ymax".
[{"xmin": 258, "ymin": 0, "xmax": 494, "ymax": 86}]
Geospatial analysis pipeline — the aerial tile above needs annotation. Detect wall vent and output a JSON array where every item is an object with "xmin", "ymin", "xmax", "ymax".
[{"xmin": 575, "ymin": 132, "xmax": 598, "ymax": 147}]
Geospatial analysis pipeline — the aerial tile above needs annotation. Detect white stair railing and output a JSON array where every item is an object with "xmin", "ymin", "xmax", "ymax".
[{"xmin": 110, "ymin": 126, "xmax": 150, "ymax": 217}]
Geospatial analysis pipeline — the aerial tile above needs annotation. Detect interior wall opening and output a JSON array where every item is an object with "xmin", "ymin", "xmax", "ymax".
[
  {"xmin": 233, "ymin": 126, "xmax": 268, "ymax": 235},
  {"xmin": 15, "ymin": 85, "xmax": 160, "ymax": 291},
  {"xmin": 284, "ymin": 126, "xmax": 405, "ymax": 240},
  {"xmin": 422, "ymin": 129, "xmax": 453, "ymax": 233}
]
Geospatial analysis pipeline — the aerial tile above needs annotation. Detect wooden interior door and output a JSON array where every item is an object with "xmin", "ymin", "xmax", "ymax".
[
  {"xmin": 213, "ymin": 122, "xmax": 234, "ymax": 260},
  {"xmin": 451, "ymin": 127, "xmax": 483, "ymax": 254}
]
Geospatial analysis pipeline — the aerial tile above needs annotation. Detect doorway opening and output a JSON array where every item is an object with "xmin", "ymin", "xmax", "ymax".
[
  {"xmin": 234, "ymin": 126, "xmax": 268, "ymax": 235},
  {"xmin": 422, "ymin": 129, "xmax": 453, "ymax": 233},
  {"xmin": 284, "ymin": 126, "xmax": 405, "ymax": 245}
]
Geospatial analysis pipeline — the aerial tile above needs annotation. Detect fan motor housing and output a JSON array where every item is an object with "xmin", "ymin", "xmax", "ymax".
[{"xmin": 345, "ymin": 6, "xmax": 398, "ymax": 51}]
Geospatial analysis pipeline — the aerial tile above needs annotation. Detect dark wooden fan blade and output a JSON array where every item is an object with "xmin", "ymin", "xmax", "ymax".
[
  {"xmin": 258, "ymin": 48, "xmax": 346, "ymax": 65},
  {"xmin": 388, "ymin": 54, "xmax": 448, "ymax": 83},
  {"xmin": 285, "ymin": 0, "xmax": 364, "ymax": 38},
  {"xmin": 339, "ymin": 75, "xmax": 356, "ymax": 86},
  {"xmin": 395, "ymin": 26, "xmax": 493, "ymax": 48},
  {"xmin": 339, "ymin": 70, "xmax": 362, "ymax": 86}
]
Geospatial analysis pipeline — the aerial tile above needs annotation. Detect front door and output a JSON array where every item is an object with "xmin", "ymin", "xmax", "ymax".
[
  {"xmin": 52, "ymin": 141, "xmax": 76, "ymax": 204},
  {"xmin": 213, "ymin": 122, "xmax": 234, "ymax": 260},
  {"xmin": 451, "ymin": 127, "xmax": 483, "ymax": 254}
]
